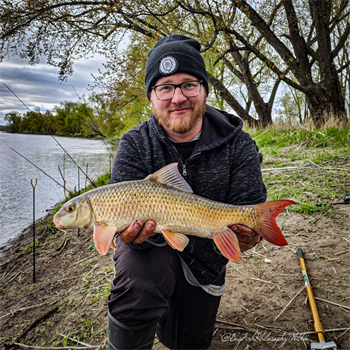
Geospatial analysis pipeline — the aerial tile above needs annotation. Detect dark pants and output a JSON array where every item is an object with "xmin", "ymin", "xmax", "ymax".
[{"xmin": 107, "ymin": 237, "xmax": 221, "ymax": 349}]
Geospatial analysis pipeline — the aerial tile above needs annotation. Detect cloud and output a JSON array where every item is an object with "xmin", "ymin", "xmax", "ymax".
[{"xmin": 0, "ymin": 55, "xmax": 106, "ymax": 124}]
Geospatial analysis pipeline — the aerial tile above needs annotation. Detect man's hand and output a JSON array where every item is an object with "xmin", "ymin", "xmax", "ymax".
[
  {"xmin": 229, "ymin": 224, "xmax": 261, "ymax": 252},
  {"xmin": 119, "ymin": 220, "xmax": 157, "ymax": 244}
]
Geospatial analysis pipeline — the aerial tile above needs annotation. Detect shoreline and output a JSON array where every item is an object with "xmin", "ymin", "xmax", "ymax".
[{"xmin": 0, "ymin": 130, "xmax": 120, "ymax": 142}]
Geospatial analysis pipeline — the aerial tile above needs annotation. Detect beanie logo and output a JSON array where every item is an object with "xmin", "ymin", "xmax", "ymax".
[{"xmin": 159, "ymin": 56, "xmax": 178, "ymax": 75}]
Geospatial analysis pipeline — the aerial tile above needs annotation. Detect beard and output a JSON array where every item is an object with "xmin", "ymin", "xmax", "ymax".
[{"xmin": 152, "ymin": 97, "xmax": 207, "ymax": 134}]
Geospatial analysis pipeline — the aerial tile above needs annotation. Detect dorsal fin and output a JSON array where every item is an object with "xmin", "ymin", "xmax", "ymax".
[{"xmin": 148, "ymin": 163, "xmax": 193, "ymax": 193}]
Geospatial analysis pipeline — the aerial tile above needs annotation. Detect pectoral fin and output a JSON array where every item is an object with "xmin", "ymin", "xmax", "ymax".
[
  {"xmin": 161, "ymin": 230, "xmax": 189, "ymax": 251},
  {"xmin": 213, "ymin": 228, "xmax": 242, "ymax": 262},
  {"xmin": 93, "ymin": 222, "xmax": 118, "ymax": 254}
]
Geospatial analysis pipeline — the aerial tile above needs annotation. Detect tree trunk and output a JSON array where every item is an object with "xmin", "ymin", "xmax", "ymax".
[
  {"xmin": 207, "ymin": 73, "xmax": 259, "ymax": 127},
  {"xmin": 307, "ymin": 0, "xmax": 349, "ymax": 126},
  {"xmin": 305, "ymin": 80, "xmax": 348, "ymax": 127}
]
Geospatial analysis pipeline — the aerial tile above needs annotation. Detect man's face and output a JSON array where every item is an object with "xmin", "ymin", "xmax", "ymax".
[{"xmin": 150, "ymin": 73, "xmax": 207, "ymax": 136}]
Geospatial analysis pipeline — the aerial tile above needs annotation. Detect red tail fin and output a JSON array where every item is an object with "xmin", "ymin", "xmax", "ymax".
[{"xmin": 254, "ymin": 200, "xmax": 296, "ymax": 246}]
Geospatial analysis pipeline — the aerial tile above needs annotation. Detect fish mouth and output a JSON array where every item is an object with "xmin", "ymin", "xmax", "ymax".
[
  {"xmin": 53, "ymin": 216, "xmax": 66, "ymax": 230},
  {"xmin": 55, "ymin": 222, "xmax": 66, "ymax": 230}
]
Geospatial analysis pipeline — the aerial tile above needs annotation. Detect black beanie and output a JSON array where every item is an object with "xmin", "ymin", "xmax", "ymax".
[{"xmin": 145, "ymin": 35, "xmax": 209, "ymax": 100}]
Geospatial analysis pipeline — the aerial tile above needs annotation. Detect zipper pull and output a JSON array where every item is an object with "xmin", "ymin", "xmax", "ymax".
[{"xmin": 183, "ymin": 164, "xmax": 187, "ymax": 176}]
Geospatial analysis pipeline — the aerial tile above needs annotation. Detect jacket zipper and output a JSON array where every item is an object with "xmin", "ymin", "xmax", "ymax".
[
  {"xmin": 182, "ymin": 163, "xmax": 187, "ymax": 176},
  {"xmin": 161, "ymin": 136, "xmax": 201, "ymax": 177},
  {"xmin": 174, "ymin": 147, "xmax": 201, "ymax": 177}
]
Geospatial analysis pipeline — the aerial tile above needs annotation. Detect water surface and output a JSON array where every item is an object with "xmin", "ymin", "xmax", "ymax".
[{"xmin": 0, "ymin": 133, "xmax": 118, "ymax": 247}]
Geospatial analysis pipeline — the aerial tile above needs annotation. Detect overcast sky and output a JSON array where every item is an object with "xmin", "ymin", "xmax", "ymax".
[{"xmin": 0, "ymin": 54, "xmax": 107, "ymax": 125}]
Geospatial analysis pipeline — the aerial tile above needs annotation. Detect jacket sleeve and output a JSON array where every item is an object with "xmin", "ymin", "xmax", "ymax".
[
  {"xmin": 228, "ymin": 131, "xmax": 267, "ymax": 206},
  {"xmin": 110, "ymin": 132, "xmax": 165, "ymax": 250}
]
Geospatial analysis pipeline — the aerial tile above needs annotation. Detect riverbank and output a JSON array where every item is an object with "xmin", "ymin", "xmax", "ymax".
[{"xmin": 0, "ymin": 205, "xmax": 349, "ymax": 349}]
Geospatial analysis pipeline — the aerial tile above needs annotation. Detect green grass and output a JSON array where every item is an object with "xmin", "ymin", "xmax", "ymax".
[
  {"xmin": 50, "ymin": 172, "xmax": 112, "ymax": 227},
  {"xmin": 247, "ymin": 125, "xmax": 350, "ymax": 215}
]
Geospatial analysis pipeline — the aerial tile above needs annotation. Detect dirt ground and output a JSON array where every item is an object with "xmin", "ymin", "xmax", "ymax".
[{"xmin": 0, "ymin": 205, "xmax": 349, "ymax": 350}]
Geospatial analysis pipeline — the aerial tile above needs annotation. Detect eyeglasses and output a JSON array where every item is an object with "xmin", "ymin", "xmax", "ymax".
[{"xmin": 151, "ymin": 80, "xmax": 202, "ymax": 101}]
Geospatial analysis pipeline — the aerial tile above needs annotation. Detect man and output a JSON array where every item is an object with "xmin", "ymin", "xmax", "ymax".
[{"xmin": 107, "ymin": 34, "xmax": 266, "ymax": 349}]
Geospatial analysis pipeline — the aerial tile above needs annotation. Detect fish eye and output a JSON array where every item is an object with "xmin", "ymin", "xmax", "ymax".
[{"xmin": 67, "ymin": 204, "xmax": 75, "ymax": 213}]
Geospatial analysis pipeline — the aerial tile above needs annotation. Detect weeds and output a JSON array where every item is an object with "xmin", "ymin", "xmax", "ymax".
[{"xmin": 247, "ymin": 126, "xmax": 350, "ymax": 215}]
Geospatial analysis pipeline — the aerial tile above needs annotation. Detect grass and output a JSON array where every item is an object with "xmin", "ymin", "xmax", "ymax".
[
  {"xmin": 51, "ymin": 172, "xmax": 111, "ymax": 218},
  {"xmin": 247, "ymin": 125, "xmax": 350, "ymax": 215}
]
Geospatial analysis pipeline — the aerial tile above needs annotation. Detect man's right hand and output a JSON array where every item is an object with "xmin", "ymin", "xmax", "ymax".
[{"xmin": 119, "ymin": 220, "xmax": 157, "ymax": 244}]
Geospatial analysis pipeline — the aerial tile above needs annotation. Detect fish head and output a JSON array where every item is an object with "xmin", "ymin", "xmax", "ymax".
[{"xmin": 53, "ymin": 196, "xmax": 93, "ymax": 230}]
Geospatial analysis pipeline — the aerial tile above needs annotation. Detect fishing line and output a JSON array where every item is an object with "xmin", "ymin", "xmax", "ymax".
[
  {"xmin": 3, "ymin": 83, "xmax": 97, "ymax": 188},
  {"xmin": 10, "ymin": 147, "xmax": 74, "ymax": 196},
  {"xmin": 72, "ymin": 86, "xmax": 115, "ymax": 162}
]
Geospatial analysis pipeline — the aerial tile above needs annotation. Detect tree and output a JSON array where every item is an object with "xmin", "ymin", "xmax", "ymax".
[
  {"xmin": 1, "ymin": 0, "xmax": 349, "ymax": 127},
  {"xmin": 4, "ymin": 111, "xmax": 22, "ymax": 132},
  {"xmin": 54, "ymin": 101, "xmax": 77, "ymax": 134},
  {"xmin": 275, "ymin": 84, "xmax": 307, "ymax": 125},
  {"xmin": 20, "ymin": 108, "xmax": 50, "ymax": 133},
  {"xmin": 88, "ymin": 93, "xmax": 125, "ymax": 137}
]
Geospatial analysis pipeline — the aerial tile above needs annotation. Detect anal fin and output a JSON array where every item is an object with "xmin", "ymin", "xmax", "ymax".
[
  {"xmin": 213, "ymin": 228, "xmax": 242, "ymax": 262},
  {"xmin": 161, "ymin": 229, "xmax": 189, "ymax": 251}
]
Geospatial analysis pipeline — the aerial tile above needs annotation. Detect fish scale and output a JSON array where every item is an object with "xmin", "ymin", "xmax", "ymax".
[
  {"xmin": 87, "ymin": 180, "xmax": 257, "ymax": 238},
  {"xmin": 53, "ymin": 163, "xmax": 295, "ymax": 261}
]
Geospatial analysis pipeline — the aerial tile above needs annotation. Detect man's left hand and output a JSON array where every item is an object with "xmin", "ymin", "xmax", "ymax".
[{"xmin": 229, "ymin": 225, "xmax": 261, "ymax": 252}]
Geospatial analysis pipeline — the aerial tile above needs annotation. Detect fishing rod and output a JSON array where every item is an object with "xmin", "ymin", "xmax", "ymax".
[
  {"xmin": 3, "ymin": 83, "xmax": 97, "ymax": 188},
  {"xmin": 10, "ymin": 147, "xmax": 74, "ymax": 196}
]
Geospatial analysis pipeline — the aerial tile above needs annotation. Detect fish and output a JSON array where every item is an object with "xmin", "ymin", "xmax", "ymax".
[{"xmin": 53, "ymin": 163, "xmax": 295, "ymax": 261}]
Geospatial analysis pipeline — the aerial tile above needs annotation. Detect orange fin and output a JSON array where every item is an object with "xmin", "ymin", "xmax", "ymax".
[
  {"xmin": 148, "ymin": 163, "xmax": 193, "ymax": 193},
  {"xmin": 161, "ymin": 229, "xmax": 189, "ymax": 251},
  {"xmin": 213, "ymin": 228, "xmax": 242, "ymax": 261},
  {"xmin": 254, "ymin": 200, "xmax": 296, "ymax": 246},
  {"xmin": 109, "ymin": 239, "xmax": 117, "ymax": 250},
  {"xmin": 93, "ymin": 222, "xmax": 118, "ymax": 254}
]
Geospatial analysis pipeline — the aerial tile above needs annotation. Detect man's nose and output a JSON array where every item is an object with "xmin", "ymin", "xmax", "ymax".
[{"xmin": 171, "ymin": 86, "xmax": 187, "ymax": 104}]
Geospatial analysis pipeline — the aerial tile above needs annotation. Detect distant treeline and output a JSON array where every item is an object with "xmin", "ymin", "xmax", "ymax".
[{"xmin": 3, "ymin": 93, "xmax": 149, "ymax": 138}]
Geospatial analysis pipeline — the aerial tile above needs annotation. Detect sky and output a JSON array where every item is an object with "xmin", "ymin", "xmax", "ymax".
[{"xmin": 0, "ymin": 54, "xmax": 107, "ymax": 125}]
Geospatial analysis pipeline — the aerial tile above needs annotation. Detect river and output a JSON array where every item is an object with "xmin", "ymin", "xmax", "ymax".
[{"xmin": 0, "ymin": 133, "xmax": 118, "ymax": 248}]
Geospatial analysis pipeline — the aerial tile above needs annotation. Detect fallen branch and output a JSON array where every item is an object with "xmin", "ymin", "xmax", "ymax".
[
  {"xmin": 59, "ymin": 334, "xmax": 95, "ymax": 347},
  {"xmin": 0, "ymin": 300, "xmax": 56, "ymax": 320},
  {"xmin": 2, "ymin": 272, "xmax": 21, "ymax": 288},
  {"xmin": 0, "ymin": 264, "xmax": 18, "ymax": 283},
  {"xmin": 274, "ymin": 286, "xmax": 305, "ymax": 321},
  {"xmin": 6, "ymin": 306, "xmax": 59, "ymax": 347},
  {"xmin": 56, "ymin": 237, "xmax": 70, "ymax": 255},
  {"xmin": 254, "ymin": 323, "xmax": 288, "ymax": 332},
  {"xmin": 57, "ymin": 276, "xmax": 81, "ymax": 283},
  {"xmin": 314, "ymin": 297, "xmax": 350, "ymax": 311},
  {"xmin": 300, "ymin": 327, "xmax": 350, "ymax": 336},
  {"xmin": 69, "ymin": 253, "xmax": 98, "ymax": 267},
  {"xmin": 215, "ymin": 319, "xmax": 258, "ymax": 333},
  {"xmin": 251, "ymin": 277, "xmax": 280, "ymax": 290},
  {"xmin": 334, "ymin": 249, "xmax": 350, "ymax": 256}
]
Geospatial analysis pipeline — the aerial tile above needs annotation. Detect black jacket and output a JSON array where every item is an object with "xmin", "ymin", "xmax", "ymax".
[{"xmin": 111, "ymin": 105, "xmax": 267, "ymax": 285}]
